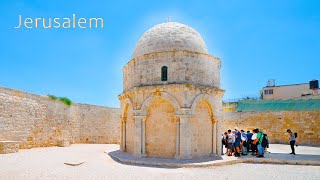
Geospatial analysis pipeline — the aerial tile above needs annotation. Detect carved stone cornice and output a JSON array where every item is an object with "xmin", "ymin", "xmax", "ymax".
[{"xmin": 118, "ymin": 84, "xmax": 225, "ymax": 100}]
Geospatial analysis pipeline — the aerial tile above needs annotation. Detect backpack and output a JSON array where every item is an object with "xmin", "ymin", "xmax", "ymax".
[
  {"xmin": 261, "ymin": 134, "xmax": 268, "ymax": 148},
  {"xmin": 222, "ymin": 138, "xmax": 226, "ymax": 145},
  {"xmin": 294, "ymin": 132, "xmax": 298, "ymax": 138}
]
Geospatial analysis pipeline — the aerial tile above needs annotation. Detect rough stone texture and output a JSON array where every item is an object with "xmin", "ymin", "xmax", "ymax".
[
  {"xmin": 145, "ymin": 98, "xmax": 176, "ymax": 158},
  {"xmin": 132, "ymin": 22, "xmax": 208, "ymax": 58},
  {"xmin": 0, "ymin": 86, "xmax": 120, "ymax": 151},
  {"xmin": 223, "ymin": 111, "xmax": 320, "ymax": 145},
  {"xmin": 0, "ymin": 141, "xmax": 20, "ymax": 154},
  {"xmin": 119, "ymin": 84, "xmax": 224, "ymax": 159},
  {"xmin": 78, "ymin": 104, "xmax": 120, "ymax": 144},
  {"xmin": 123, "ymin": 51, "xmax": 221, "ymax": 92},
  {"xmin": 191, "ymin": 100, "xmax": 213, "ymax": 157},
  {"xmin": 124, "ymin": 105, "xmax": 135, "ymax": 154}
]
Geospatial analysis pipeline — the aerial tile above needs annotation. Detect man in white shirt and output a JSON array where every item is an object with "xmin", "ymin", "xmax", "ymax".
[
  {"xmin": 227, "ymin": 129, "xmax": 235, "ymax": 156},
  {"xmin": 287, "ymin": 129, "xmax": 296, "ymax": 155},
  {"xmin": 251, "ymin": 129, "xmax": 258, "ymax": 155}
]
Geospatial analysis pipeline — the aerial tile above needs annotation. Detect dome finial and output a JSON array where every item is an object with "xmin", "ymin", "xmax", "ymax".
[{"xmin": 168, "ymin": 16, "xmax": 172, "ymax": 22}]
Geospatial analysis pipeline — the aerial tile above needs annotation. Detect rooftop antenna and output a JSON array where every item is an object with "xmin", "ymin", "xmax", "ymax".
[
  {"xmin": 168, "ymin": 16, "xmax": 172, "ymax": 22},
  {"xmin": 267, "ymin": 79, "xmax": 275, "ymax": 87}
]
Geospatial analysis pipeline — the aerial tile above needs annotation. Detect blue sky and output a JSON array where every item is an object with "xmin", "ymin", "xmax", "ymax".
[{"xmin": 0, "ymin": 0, "xmax": 319, "ymax": 107}]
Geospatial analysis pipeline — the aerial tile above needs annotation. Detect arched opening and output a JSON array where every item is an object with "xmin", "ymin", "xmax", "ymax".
[
  {"xmin": 161, "ymin": 66, "xmax": 168, "ymax": 81},
  {"xmin": 191, "ymin": 100, "xmax": 214, "ymax": 157},
  {"xmin": 145, "ymin": 98, "xmax": 176, "ymax": 158},
  {"xmin": 123, "ymin": 103, "xmax": 135, "ymax": 154}
]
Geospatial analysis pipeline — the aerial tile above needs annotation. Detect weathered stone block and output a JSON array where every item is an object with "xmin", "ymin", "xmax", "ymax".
[
  {"xmin": 0, "ymin": 141, "xmax": 20, "ymax": 154},
  {"xmin": 57, "ymin": 140, "xmax": 70, "ymax": 147}
]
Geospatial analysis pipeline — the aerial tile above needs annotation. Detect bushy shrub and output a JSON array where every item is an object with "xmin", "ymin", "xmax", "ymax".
[
  {"xmin": 47, "ymin": 95, "xmax": 72, "ymax": 106},
  {"xmin": 59, "ymin": 97, "xmax": 72, "ymax": 106}
]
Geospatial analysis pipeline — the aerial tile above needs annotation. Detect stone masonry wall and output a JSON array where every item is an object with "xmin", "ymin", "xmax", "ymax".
[
  {"xmin": 78, "ymin": 104, "xmax": 120, "ymax": 144},
  {"xmin": 123, "ymin": 51, "xmax": 221, "ymax": 92},
  {"xmin": 223, "ymin": 111, "xmax": 320, "ymax": 145},
  {"xmin": 191, "ymin": 100, "xmax": 212, "ymax": 157},
  {"xmin": 146, "ymin": 98, "xmax": 176, "ymax": 158},
  {"xmin": 0, "ymin": 86, "xmax": 120, "ymax": 149}
]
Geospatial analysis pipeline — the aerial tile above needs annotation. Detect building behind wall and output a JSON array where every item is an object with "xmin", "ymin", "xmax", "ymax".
[
  {"xmin": 222, "ymin": 79, "xmax": 320, "ymax": 146},
  {"xmin": 261, "ymin": 79, "xmax": 319, "ymax": 100}
]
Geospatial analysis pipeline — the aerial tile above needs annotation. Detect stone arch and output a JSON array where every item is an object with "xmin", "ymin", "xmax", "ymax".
[
  {"xmin": 191, "ymin": 93, "xmax": 217, "ymax": 118},
  {"xmin": 121, "ymin": 98, "xmax": 134, "ymax": 118},
  {"xmin": 122, "ymin": 99, "xmax": 135, "ymax": 154},
  {"xmin": 139, "ymin": 92, "xmax": 181, "ymax": 116},
  {"xmin": 145, "ymin": 98, "xmax": 177, "ymax": 158},
  {"xmin": 190, "ymin": 94, "xmax": 216, "ymax": 157},
  {"xmin": 191, "ymin": 100, "xmax": 214, "ymax": 157}
]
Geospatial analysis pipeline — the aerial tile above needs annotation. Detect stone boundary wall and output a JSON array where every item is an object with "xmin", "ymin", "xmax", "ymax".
[
  {"xmin": 0, "ymin": 86, "xmax": 120, "ymax": 149},
  {"xmin": 222, "ymin": 111, "xmax": 320, "ymax": 145}
]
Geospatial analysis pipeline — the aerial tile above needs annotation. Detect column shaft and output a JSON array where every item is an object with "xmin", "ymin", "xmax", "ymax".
[
  {"xmin": 217, "ymin": 119, "xmax": 223, "ymax": 156},
  {"xmin": 212, "ymin": 121, "xmax": 217, "ymax": 154},
  {"xmin": 134, "ymin": 116, "xmax": 142, "ymax": 157},
  {"xmin": 142, "ymin": 117, "xmax": 146, "ymax": 157},
  {"xmin": 121, "ymin": 118, "xmax": 126, "ymax": 151},
  {"xmin": 179, "ymin": 116, "xmax": 192, "ymax": 159},
  {"xmin": 174, "ymin": 118, "xmax": 180, "ymax": 159}
]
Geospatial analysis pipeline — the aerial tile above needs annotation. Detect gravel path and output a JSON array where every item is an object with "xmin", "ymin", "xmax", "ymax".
[{"xmin": 0, "ymin": 144, "xmax": 319, "ymax": 180}]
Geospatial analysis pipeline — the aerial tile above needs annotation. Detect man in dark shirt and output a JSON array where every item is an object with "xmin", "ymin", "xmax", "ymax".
[
  {"xmin": 246, "ymin": 131, "xmax": 253, "ymax": 152},
  {"xmin": 234, "ymin": 128, "xmax": 241, "ymax": 157}
]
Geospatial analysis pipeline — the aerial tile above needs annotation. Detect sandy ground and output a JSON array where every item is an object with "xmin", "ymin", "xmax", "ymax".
[{"xmin": 0, "ymin": 144, "xmax": 319, "ymax": 180}]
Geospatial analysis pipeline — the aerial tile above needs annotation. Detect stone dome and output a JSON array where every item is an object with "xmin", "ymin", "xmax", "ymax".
[{"xmin": 132, "ymin": 22, "xmax": 208, "ymax": 58}]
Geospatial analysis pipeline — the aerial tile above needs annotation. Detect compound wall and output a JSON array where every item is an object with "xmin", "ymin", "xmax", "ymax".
[
  {"xmin": 0, "ymin": 86, "xmax": 120, "ymax": 149},
  {"xmin": 223, "ymin": 111, "xmax": 320, "ymax": 145}
]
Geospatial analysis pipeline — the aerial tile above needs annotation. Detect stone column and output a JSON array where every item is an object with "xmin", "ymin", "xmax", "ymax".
[
  {"xmin": 216, "ymin": 118, "xmax": 223, "ymax": 156},
  {"xmin": 179, "ymin": 115, "xmax": 192, "ymax": 159},
  {"xmin": 134, "ymin": 116, "xmax": 143, "ymax": 157},
  {"xmin": 141, "ymin": 117, "xmax": 146, "ymax": 157},
  {"xmin": 212, "ymin": 120, "xmax": 217, "ymax": 154},
  {"xmin": 174, "ymin": 116, "xmax": 180, "ymax": 159},
  {"xmin": 120, "ymin": 117, "xmax": 126, "ymax": 151}
]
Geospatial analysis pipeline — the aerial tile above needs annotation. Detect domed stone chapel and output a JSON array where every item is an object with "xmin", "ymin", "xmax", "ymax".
[{"xmin": 118, "ymin": 22, "xmax": 224, "ymax": 159}]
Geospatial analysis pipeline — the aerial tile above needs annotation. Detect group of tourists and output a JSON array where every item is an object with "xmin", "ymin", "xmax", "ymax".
[
  {"xmin": 222, "ymin": 128, "xmax": 269, "ymax": 158},
  {"xmin": 222, "ymin": 128, "xmax": 298, "ymax": 157}
]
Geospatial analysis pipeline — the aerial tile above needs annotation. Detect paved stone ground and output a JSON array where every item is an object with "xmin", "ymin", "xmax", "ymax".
[
  {"xmin": 0, "ymin": 144, "xmax": 319, "ymax": 180},
  {"xmin": 226, "ymin": 143, "xmax": 320, "ymax": 163}
]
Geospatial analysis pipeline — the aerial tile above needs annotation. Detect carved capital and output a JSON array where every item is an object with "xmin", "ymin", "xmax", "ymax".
[{"xmin": 120, "ymin": 117, "xmax": 126, "ymax": 123}]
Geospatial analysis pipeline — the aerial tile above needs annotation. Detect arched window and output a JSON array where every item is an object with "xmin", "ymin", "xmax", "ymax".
[{"xmin": 161, "ymin": 66, "xmax": 168, "ymax": 81}]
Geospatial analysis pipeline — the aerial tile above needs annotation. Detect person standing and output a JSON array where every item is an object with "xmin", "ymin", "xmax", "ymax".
[
  {"xmin": 227, "ymin": 129, "xmax": 235, "ymax": 156},
  {"xmin": 240, "ymin": 130, "xmax": 248, "ymax": 155},
  {"xmin": 234, "ymin": 129, "xmax": 241, "ymax": 157},
  {"xmin": 287, "ymin": 129, "xmax": 296, "ymax": 155},
  {"xmin": 256, "ymin": 128, "xmax": 264, "ymax": 158},
  {"xmin": 246, "ymin": 130, "xmax": 253, "ymax": 152},
  {"xmin": 221, "ymin": 133, "xmax": 225, "ymax": 155},
  {"xmin": 251, "ymin": 129, "xmax": 258, "ymax": 156},
  {"xmin": 224, "ymin": 132, "xmax": 228, "ymax": 155}
]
